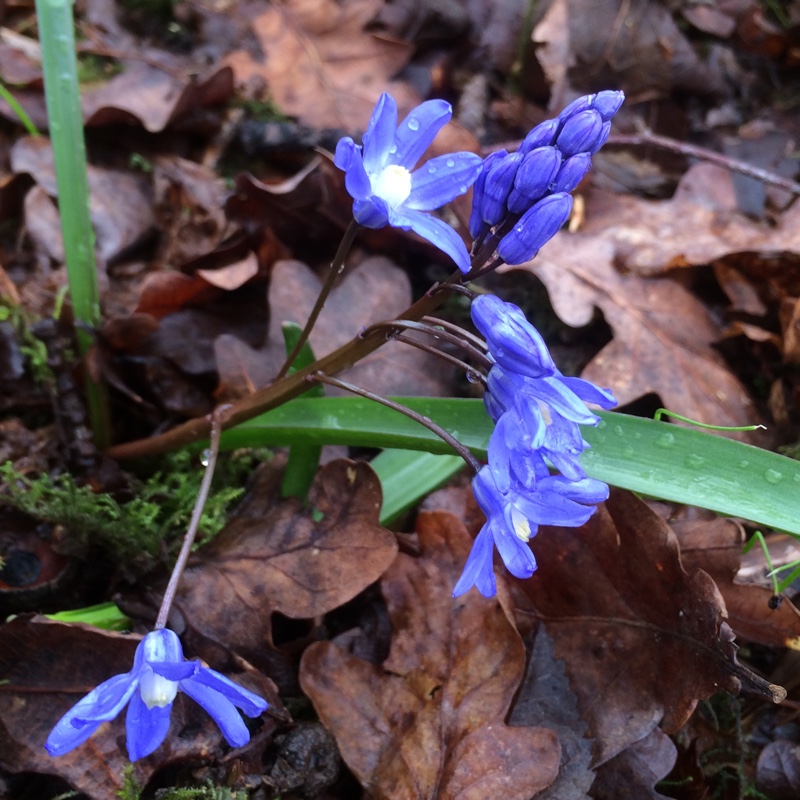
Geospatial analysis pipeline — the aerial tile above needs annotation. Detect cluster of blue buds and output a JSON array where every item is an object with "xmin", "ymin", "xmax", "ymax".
[
  {"xmin": 469, "ymin": 91, "xmax": 625, "ymax": 267},
  {"xmin": 453, "ymin": 295, "xmax": 617, "ymax": 598},
  {"xmin": 45, "ymin": 629, "xmax": 268, "ymax": 761}
]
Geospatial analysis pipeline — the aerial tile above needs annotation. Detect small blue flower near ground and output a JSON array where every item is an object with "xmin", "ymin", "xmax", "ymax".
[
  {"xmin": 45, "ymin": 628, "xmax": 268, "ymax": 761},
  {"xmin": 335, "ymin": 93, "xmax": 483, "ymax": 273}
]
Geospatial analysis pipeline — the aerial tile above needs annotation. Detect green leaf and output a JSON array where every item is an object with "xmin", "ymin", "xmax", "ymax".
[
  {"xmin": 372, "ymin": 449, "xmax": 465, "ymax": 525},
  {"xmin": 219, "ymin": 396, "xmax": 800, "ymax": 536}
]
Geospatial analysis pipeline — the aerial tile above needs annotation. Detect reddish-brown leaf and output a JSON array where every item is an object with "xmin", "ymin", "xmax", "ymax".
[
  {"xmin": 511, "ymin": 489, "xmax": 783, "ymax": 765},
  {"xmin": 300, "ymin": 510, "xmax": 561, "ymax": 800},
  {"xmin": 173, "ymin": 459, "xmax": 397, "ymax": 670}
]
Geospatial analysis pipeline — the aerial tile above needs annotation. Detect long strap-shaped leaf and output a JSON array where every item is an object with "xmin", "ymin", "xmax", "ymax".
[{"xmin": 220, "ymin": 397, "xmax": 800, "ymax": 536}]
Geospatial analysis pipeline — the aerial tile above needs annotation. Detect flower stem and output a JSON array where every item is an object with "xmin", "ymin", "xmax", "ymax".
[
  {"xmin": 311, "ymin": 371, "xmax": 483, "ymax": 472},
  {"xmin": 154, "ymin": 406, "xmax": 228, "ymax": 629},
  {"xmin": 274, "ymin": 220, "xmax": 360, "ymax": 380}
]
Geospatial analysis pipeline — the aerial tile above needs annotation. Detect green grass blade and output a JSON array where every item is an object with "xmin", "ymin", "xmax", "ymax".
[{"xmin": 35, "ymin": 0, "xmax": 110, "ymax": 447}]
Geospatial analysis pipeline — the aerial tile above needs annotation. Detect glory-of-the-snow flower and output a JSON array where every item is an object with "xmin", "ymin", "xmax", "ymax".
[
  {"xmin": 45, "ymin": 628, "xmax": 268, "ymax": 761},
  {"xmin": 334, "ymin": 93, "xmax": 483, "ymax": 273},
  {"xmin": 453, "ymin": 294, "xmax": 616, "ymax": 598}
]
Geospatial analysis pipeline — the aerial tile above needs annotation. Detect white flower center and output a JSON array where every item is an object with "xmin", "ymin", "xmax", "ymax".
[
  {"xmin": 371, "ymin": 164, "xmax": 412, "ymax": 208},
  {"xmin": 139, "ymin": 666, "xmax": 179, "ymax": 709},
  {"xmin": 511, "ymin": 506, "xmax": 532, "ymax": 542}
]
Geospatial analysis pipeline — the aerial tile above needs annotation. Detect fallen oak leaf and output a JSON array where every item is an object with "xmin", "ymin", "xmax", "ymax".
[
  {"xmin": 169, "ymin": 459, "xmax": 398, "ymax": 680},
  {"xmin": 300, "ymin": 510, "xmax": 560, "ymax": 800},
  {"xmin": 511, "ymin": 489, "xmax": 785, "ymax": 766},
  {"xmin": 520, "ymin": 230, "xmax": 765, "ymax": 441}
]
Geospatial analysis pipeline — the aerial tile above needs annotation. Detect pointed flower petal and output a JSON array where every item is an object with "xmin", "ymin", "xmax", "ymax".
[
  {"xmin": 180, "ymin": 680, "xmax": 251, "ymax": 747},
  {"xmin": 362, "ymin": 93, "xmax": 398, "ymax": 173},
  {"xmin": 126, "ymin": 692, "xmax": 172, "ymax": 761},
  {"xmin": 406, "ymin": 152, "xmax": 483, "ymax": 210},
  {"xmin": 394, "ymin": 208, "xmax": 472, "ymax": 273},
  {"xmin": 391, "ymin": 99, "xmax": 452, "ymax": 169}
]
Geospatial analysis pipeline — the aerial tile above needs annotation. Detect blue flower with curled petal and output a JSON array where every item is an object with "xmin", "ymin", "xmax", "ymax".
[
  {"xmin": 45, "ymin": 629, "xmax": 268, "ymax": 762},
  {"xmin": 335, "ymin": 93, "xmax": 483, "ymax": 273},
  {"xmin": 453, "ymin": 464, "xmax": 609, "ymax": 598}
]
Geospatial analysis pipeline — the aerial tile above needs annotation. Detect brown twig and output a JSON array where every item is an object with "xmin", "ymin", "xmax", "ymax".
[{"xmin": 607, "ymin": 129, "xmax": 800, "ymax": 197}]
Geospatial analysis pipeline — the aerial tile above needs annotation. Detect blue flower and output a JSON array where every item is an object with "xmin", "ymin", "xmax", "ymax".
[
  {"xmin": 453, "ymin": 464, "xmax": 609, "ymax": 598},
  {"xmin": 335, "ymin": 93, "xmax": 483, "ymax": 273},
  {"xmin": 45, "ymin": 629, "xmax": 268, "ymax": 761}
]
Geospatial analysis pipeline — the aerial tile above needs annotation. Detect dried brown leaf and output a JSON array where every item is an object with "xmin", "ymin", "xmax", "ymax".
[
  {"xmin": 215, "ymin": 256, "xmax": 454, "ymax": 401},
  {"xmin": 511, "ymin": 489, "xmax": 783, "ymax": 765},
  {"xmin": 300, "ymin": 510, "xmax": 560, "ymax": 800},
  {"xmin": 518, "ymin": 188, "xmax": 768, "ymax": 438},
  {"xmin": 173, "ymin": 460, "xmax": 397, "ymax": 671},
  {"xmin": 675, "ymin": 518, "xmax": 800, "ymax": 650},
  {"xmin": 224, "ymin": 0, "xmax": 413, "ymax": 131}
]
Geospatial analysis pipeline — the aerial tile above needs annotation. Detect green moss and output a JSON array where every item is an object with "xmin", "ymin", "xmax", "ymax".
[
  {"xmin": 76, "ymin": 54, "xmax": 123, "ymax": 86},
  {"xmin": 0, "ymin": 449, "xmax": 263, "ymax": 569}
]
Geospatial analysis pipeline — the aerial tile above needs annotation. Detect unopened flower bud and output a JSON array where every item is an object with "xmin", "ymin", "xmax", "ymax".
[
  {"xmin": 553, "ymin": 152, "xmax": 593, "ymax": 193},
  {"xmin": 507, "ymin": 146, "xmax": 562, "ymax": 214},
  {"xmin": 556, "ymin": 110, "xmax": 606, "ymax": 157},
  {"xmin": 497, "ymin": 192, "xmax": 573, "ymax": 265},
  {"xmin": 518, "ymin": 118, "xmax": 559, "ymax": 156}
]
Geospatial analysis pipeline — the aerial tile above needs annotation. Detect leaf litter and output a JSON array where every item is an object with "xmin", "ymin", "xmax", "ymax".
[{"xmin": 2, "ymin": 0, "xmax": 800, "ymax": 796}]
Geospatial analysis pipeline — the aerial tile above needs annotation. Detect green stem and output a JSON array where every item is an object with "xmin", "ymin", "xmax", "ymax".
[{"xmin": 35, "ymin": 0, "xmax": 110, "ymax": 448}]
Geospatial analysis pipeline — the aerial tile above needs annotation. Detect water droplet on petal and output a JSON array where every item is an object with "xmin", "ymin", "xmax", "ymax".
[
  {"xmin": 446, "ymin": 158, "xmax": 455, "ymax": 168},
  {"xmin": 428, "ymin": 165, "xmax": 437, "ymax": 174},
  {"xmin": 765, "ymin": 469, "xmax": 783, "ymax": 484},
  {"xmin": 389, "ymin": 143, "xmax": 398, "ymax": 154},
  {"xmin": 407, "ymin": 117, "xmax": 420, "ymax": 131}
]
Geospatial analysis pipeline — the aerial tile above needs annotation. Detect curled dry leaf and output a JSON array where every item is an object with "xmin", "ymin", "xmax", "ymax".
[
  {"xmin": 511, "ymin": 489, "xmax": 784, "ymax": 766},
  {"xmin": 300, "ymin": 510, "xmax": 560, "ymax": 800},
  {"xmin": 172, "ymin": 459, "xmax": 397, "ymax": 675}
]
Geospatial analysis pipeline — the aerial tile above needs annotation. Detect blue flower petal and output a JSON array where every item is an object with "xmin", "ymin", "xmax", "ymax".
[
  {"xmin": 527, "ymin": 377, "xmax": 601, "ymax": 425},
  {"xmin": 391, "ymin": 99, "xmax": 451, "ymax": 169},
  {"xmin": 362, "ymin": 93, "xmax": 397, "ymax": 174},
  {"xmin": 558, "ymin": 375, "xmax": 617, "ymax": 409},
  {"xmin": 334, "ymin": 138, "xmax": 372, "ymax": 202},
  {"xmin": 126, "ymin": 691, "xmax": 172, "ymax": 761},
  {"xmin": 453, "ymin": 527, "xmax": 496, "ymax": 598},
  {"xmin": 493, "ymin": 519, "xmax": 538, "ymax": 579},
  {"xmin": 149, "ymin": 660, "xmax": 198, "ymax": 681},
  {"xmin": 353, "ymin": 196, "xmax": 391, "ymax": 228},
  {"xmin": 392, "ymin": 208, "xmax": 471, "ymax": 273},
  {"xmin": 188, "ymin": 668, "xmax": 268, "ymax": 717},
  {"xmin": 44, "ymin": 673, "xmax": 138, "ymax": 756},
  {"xmin": 180, "ymin": 679, "xmax": 251, "ymax": 747},
  {"xmin": 406, "ymin": 152, "xmax": 483, "ymax": 211}
]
